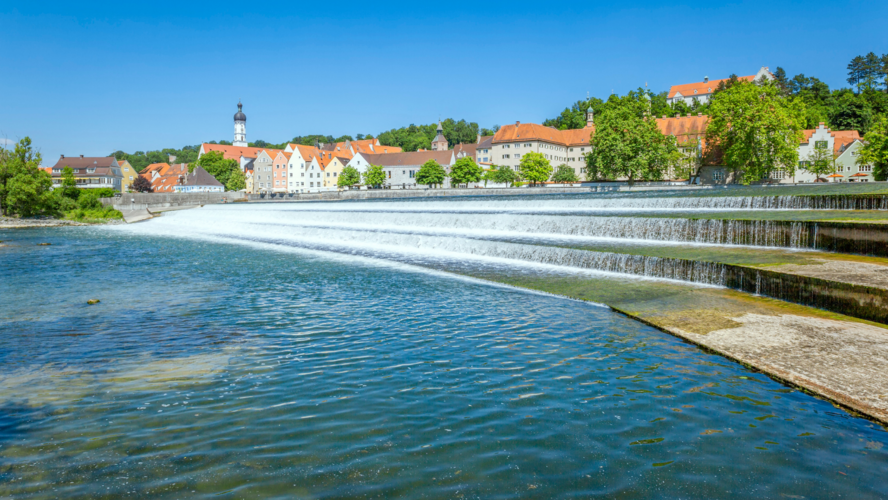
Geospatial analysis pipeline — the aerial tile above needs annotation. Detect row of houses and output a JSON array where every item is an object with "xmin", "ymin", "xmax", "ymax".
[{"xmin": 46, "ymin": 155, "xmax": 224, "ymax": 193}]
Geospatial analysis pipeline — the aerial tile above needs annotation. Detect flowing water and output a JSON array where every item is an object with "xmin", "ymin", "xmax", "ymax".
[{"xmin": 2, "ymin": 197, "xmax": 887, "ymax": 499}]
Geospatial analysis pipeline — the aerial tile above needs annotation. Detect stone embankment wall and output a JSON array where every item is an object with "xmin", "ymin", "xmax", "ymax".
[
  {"xmin": 248, "ymin": 186, "xmax": 600, "ymax": 202},
  {"xmin": 101, "ymin": 192, "xmax": 248, "ymax": 211}
]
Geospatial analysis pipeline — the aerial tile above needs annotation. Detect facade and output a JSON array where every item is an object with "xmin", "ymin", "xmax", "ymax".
[
  {"xmin": 492, "ymin": 109, "xmax": 595, "ymax": 179},
  {"xmin": 833, "ymin": 140, "xmax": 873, "ymax": 182},
  {"xmin": 431, "ymin": 122, "xmax": 448, "ymax": 151},
  {"xmin": 233, "ymin": 101, "xmax": 247, "ymax": 147},
  {"xmin": 199, "ymin": 143, "xmax": 267, "ymax": 172},
  {"xmin": 49, "ymin": 155, "xmax": 123, "ymax": 191},
  {"xmin": 666, "ymin": 67, "xmax": 774, "ymax": 106},
  {"xmin": 346, "ymin": 150, "xmax": 455, "ymax": 188},
  {"xmin": 453, "ymin": 135, "xmax": 494, "ymax": 164},
  {"xmin": 323, "ymin": 157, "xmax": 348, "ymax": 189},
  {"xmin": 118, "ymin": 159, "xmax": 139, "ymax": 192},
  {"xmin": 251, "ymin": 150, "xmax": 276, "ymax": 193},
  {"xmin": 173, "ymin": 165, "xmax": 224, "ymax": 193}
]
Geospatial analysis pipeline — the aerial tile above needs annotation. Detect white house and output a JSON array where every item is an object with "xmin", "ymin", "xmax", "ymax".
[
  {"xmin": 666, "ymin": 67, "xmax": 774, "ymax": 106},
  {"xmin": 173, "ymin": 165, "xmax": 224, "ymax": 193}
]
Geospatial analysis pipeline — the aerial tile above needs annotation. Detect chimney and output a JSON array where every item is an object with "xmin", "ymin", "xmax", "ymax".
[
  {"xmin": 477, "ymin": 133, "xmax": 481, "ymax": 144},
  {"xmin": 697, "ymin": 113, "xmax": 702, "ymax": 117},
  {"xmin": 169, "ymin": 154, "xmax": 177, "ymax": 163},
  {"xmin": 80, "ymin": 154, "xmax": 84, "ymax": 158},
  {"xmin": 662, "ymin": 115, "xmax": 667, "ymax": 119},
  {"xmin": 704, "ymin": 76, "xmax": 709, "ymax": 83},
  {"xmin": 516, "ymin": 121, "xmax": 520, "ymax": 126},
  {"xmin": 60, "ymin": 154, "xmax": 64, "ymax": 159}
]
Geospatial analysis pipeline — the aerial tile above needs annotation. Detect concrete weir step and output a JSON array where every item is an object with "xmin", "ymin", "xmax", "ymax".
[{"xmin": 120, "ymin": 209, "xmax": 153, "ymax": 223}]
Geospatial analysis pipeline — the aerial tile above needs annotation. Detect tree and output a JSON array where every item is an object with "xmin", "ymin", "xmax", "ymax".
[
  {"xmin": 861, "ymin": 52, "xmax": 882, "ymax": 92},
  {"xmin": 705, "ymin": 80, "xmax": 805, "ymax": 184},
  {"xmin": 847, "ymin": 55, "xmax": 866, "ymax": 93},
  {"xmin": 774, "ymin": 67, "xmax": 790, "ymax": 96},
  {"xmin": 829, "ymin": 92, "xmax": 874, "ymax": 135},
  {"xmin": 0, "ymin": 137, "xmax": 54, "ymax": 217},
  {"xmin": 337, "ymin": 166, "xmax": 361, "ymax": 188},
  {"xmin": 196, "ymin": 151, "xmax": 239, "ymax": 187},
  {"xmin": 448, "ymin": 157, "xmax": 483, "ymax": 188},
  {"xmin": 804, "ymin": 142, "xmax": 836, "ymax": 180},
  {"xmin": 131, "ymin": 175, "xmax": 153, "ymax": 192},
  {"xmin": 60, "ymin": 166, "xmax": 79, "ymax": 200},
  {"xmin": 226, "ymin": 167, "xmax": 246, "ymax": 191},
  {"xmin": 490, "ymin": 164, "xmax": 519, "ymax": 187},
  {"xmin": 586, "ymin": 97, "xmax": 679, "ymax": 185},
  {"xmin": 362, "ymin": 164, "xmax": 386, "ymax": 188},
  {"xmin": 551, "ymin": 164, "xmax": 579, "ymax": 183},
  {"xmin": 415, "ymin": 159, "xmax": 447, "ymax": 188},
  {"xmin": 858, "ymin": 117, "xmax": 888, "ymax": 181},
  {"xmin": 518, "ymin": 151, "xmax": 553, "ymax": 186}
]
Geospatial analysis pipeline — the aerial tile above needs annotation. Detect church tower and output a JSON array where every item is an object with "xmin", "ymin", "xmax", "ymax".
[
  {"xmin": 431, "ymin": 121, "xmax": 448, "ymax": 151},
  {"xmin": 233, "ymin": 101, "xmax": 247, "ymax": 147},
  {"xmin": 586, "ymin": 106, "xmax": 594, "ymax": 128}
]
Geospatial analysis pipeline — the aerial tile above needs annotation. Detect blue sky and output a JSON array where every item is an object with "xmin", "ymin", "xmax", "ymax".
[{"xmin": 1, "ymin": 1, "xmax": 886, "ymax": 164}]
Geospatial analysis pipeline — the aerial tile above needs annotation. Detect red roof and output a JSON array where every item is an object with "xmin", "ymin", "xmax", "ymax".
[
  {"xmin": 201, "ymin": 143, "xmax": 265, "ymax": 161},
  {"xmin": 668, "ymin": 75, "xmax": 756, "ymax": 98}
]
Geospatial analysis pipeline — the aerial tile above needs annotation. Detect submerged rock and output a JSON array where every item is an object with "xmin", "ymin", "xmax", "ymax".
[
  {"xmin": 87, "ymin": 299, "xmax": 100, "ymax": 305},
  {"xmin": 37, "ymin": 243, "xmax": 51, "ymax": 246}
]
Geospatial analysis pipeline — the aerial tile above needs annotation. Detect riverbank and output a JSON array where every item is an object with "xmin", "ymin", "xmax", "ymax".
[{"xmin": 0, "ymin": 216, "xmax": 125, "ymax": 228}]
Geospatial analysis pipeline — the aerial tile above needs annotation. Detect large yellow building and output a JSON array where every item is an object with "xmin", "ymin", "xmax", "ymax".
[{"xmin": 118, "ymin": 159, "xmax": 138, "ymax": 192}]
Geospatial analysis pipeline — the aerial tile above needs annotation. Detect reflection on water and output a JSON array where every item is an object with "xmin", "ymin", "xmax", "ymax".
[{"xmin": 1, "ymin": 222, "xmax": 887, "ymax": 499}]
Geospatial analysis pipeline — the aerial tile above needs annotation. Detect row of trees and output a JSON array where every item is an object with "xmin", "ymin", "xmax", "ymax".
[
  {"xmin": 375, "ymin": 119, "xmax": 499, "ymax": 152},
  {"xmin": 334, "ymin": 153, "xmax": 583, "ymax": 190}
]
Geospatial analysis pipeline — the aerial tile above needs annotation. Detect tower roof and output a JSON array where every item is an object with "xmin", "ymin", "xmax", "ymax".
[{"xmin": 234, "ymin": 101, "xmax": 246, "ymax": 122}]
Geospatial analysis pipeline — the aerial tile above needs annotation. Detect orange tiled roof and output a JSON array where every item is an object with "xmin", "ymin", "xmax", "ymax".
[
  {"xmin": 202, "ymin": 143, "xmax": 265, "ymax": 161},
  {"xmin": 667, "ymin": 75, "xmax": 756, "ymax": 98},
  {"xmin": 802, "ymin": 127, "xmax": 862, "ymax": 154},
  {"xmin": 656, "ymin": 115, "xmax": 709, "ymax": 146},
  {"xmin": 141, "ymin": 163, "xmax": 187, "ymax": 192},
  {"xmin": 494, "ymin": 123, "xmax": 594, "ymax": 147}
]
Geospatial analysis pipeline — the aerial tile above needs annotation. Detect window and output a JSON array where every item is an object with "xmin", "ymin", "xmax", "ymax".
[
  {"xmin": 310, "ymin": 182, "xmax": 314, "ymax": 187},
  {"xmin": 714, "ymin": 171, "xmax": 724, "ymax": 181},
  {"xmin": 333, "ymin": 172, "xmax": 337, "ymax": 177},
  {"xmin": 525, "ymin": 143, "xmax": 531, "ymax": 147},
  {"xmin": 503, "ymin": 154, "xmax": 510, "ymax": 159},
  {"xmin": 861, "ymin": 164, "xmax": 872, "ymax": 172},
  {"xmin": 815, "ymin": 140, "xmax": 828, "ymax": 149},
  {"xmin": 515, "ymin": 154, "xmax": 521, "ymax": 159},
  {"xmin": 52, "ymin": 168, "xmax": 60, "ymax": 173}
]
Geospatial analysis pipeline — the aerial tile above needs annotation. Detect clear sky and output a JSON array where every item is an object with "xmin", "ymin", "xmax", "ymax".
[{"xmin": 1, "ymin": 1, "xmax": 886, "ymax": 164}]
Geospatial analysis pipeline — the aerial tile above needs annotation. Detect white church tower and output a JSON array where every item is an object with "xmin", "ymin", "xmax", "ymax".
[{"xmin": 233, "ymin": 101, "xmax": 247, "ymax": 147}]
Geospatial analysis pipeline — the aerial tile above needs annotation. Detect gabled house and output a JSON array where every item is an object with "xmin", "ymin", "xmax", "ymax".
[
  {"xmin": 49, "ymin": 155, "xmax": 123, "ymax": 191},
  {"xmin": 346, "ymin": 150, "xmax": 456, "ymax": 188},
  {"xmin": 174, "ymin": 165, "xmax": 224, "ymax": 193}
]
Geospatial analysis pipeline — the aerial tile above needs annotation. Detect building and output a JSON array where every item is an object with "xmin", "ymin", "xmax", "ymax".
[
  {"xmin": 431, "ymin": 122, "xmax": 448, "ymax": 151},
  {"xmin": 346, "ymin": 150, "xmax": 455, "ymax": 188},
  {"xmin": 698, "ymin": 122, "xmax": 864, "ymax": 184},
  {"xmin": 140, "ymin": 163, "xmax": 189, "ymax": 192},
  {"xmin": 453, "ymin": 135, "xmax": 495, "ymax": 165},
  {"xmin": 666, "ymin": 67, "xmax": 774, "ymax": 106},
  {"xmin": 199, "ymin": 143, "xmax": 266, "ymax": 172},
  {"xmin": 491, "ymin": 108, "xmax": 595, "ymax": 179},
  {"xmin": 49, "ymin": 155, "xmax": 123, "ymax": 191},
  {"xmin": 250, "ymin": 149, "xmax": 285, "ymax": 193},
  {"xmin": 323, "ymin": 157, "xmax": 349, "ymax": 189},
  {"xmin": 118, "ymin": 159, "xmax": 139, "ymax": 192},
  {"xmin": 233, "ymin": 101, "xmax": 247, "ymax": 147},
  {"xmin": 174, "ymin": 165, "xmax": 224, "ymax": 192}
]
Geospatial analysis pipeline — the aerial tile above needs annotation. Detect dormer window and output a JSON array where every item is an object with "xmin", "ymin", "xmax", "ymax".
[
  {"xmin": 693, "ymin": 89, "xmax": 698, "ymax": 94},
  {"xmin": 87, "ymin": 168, "xmax": 96, "ymax": 173}
]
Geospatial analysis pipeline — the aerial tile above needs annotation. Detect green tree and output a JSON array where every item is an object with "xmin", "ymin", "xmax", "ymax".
[
  {"xmin": 449, "ymin": 157, "xmax": 483, "ymax": 188},
  {"xmin": 60, "ymin": 166, "xmax": 79, "ymax": 200},
  {"xmin": 829, "ymin": 92, "xmax": 874, "ymax": 135},
  {"xmin": 362, "ymin": 164, "xmax": 386, "ymax": 188},
  {"xmin": 705, "ymin": 81, "xmax": 805, "ymax": 184},
  {"xmin": 195, "ymin": 151, "xmax": 239, "ymax": 187},
  {"xmin": 586, "ymin": 97, "xmax": 679, "ymax": 185},
  {"xmin": 847, "ymin": 55, "xmax": 866, "ymax": 93},
  {"xmin": 804, "ymin": 142, "xmax": 836, "ymax": 180},
  {"xmin": 551, "ymin": 164, "xmax": 579, "ymax": 183},
  {"xmin": 415, "ymin": 159, "xmax": 447, "ymax": 188},
  {"xmin": 518, "ymin": 151, "xmax": 553, "ymax": 186},
  {"xmin": 337, "ymin": 166, "xmax": 361, "ymax": 188},
  {"xmin": 0, "ymin": 137, "xmax": 54, "ymax": 217},
  {"xmin": 491, "ymin": 164, "xmax": 519, "ymax": 187},
  {"xmin": 858, "ymin": 117, "xmax": 888, "ymax": 181},
  {"xmin": 226, "ymin": 167, "xmax": 246, "ymax": 191}
]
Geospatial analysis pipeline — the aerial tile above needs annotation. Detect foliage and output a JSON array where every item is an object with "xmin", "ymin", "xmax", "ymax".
[
  {"xmin": 415, "ymin": 159, "xmax": 447, "ymax": 188},
  {"xmin": 226, "ymin": 167, "xmax": 246, "ymax": 191},
  {"xmin": 858, "ymin": 116, "xmax": 888, "ymax": 181},
  {"xmin": 804, "ymin": 143, "xmax": 837, "ymax": 180},
  {"xmin": 337, "ymin": 166, "xmax": 361, "ymax": 187},
  {"xmin": 131, "ymin": 175, "xmax": 153, "ymax": 192},
  {"xmin": 111, "ymin": 145, "xmax": 200, "ymax": 172},
  {"xmin": 195, "ymin": 151, "xmax": 239, "ymax": 189},
  {"xmin": 705, "ymin": 81, "xmax": 805, "ymax": 184},
  {"xmin": 829, "ymin": 91, "xmax": 873, "ymax": 135},
  {"xmin": 551, "ymin": 164, "xmax": 579, "ymax": 183},
  {"xmin": 518, "ymin": 151, "xmax": 553, "ymax": 186},
  {"xmin": 60, "ymin": 166, "xmax": 79, "ymax": 200},
  {"xmin": 362, "ymin": 164, "xmax": 386, "ymax": 188},
  {"xmin": 490, "ymin": 164, "xmax": 520, "ymax": 186},
  {"xmin": 586, "ymin": 97, "xmax": 680, "ymax": 185},
  {"xmin": 0, "ymin": 137, "xmax": 54, "ymax": 217},
  {"xmin": 376, "ymin": 119, "xmax": 496, "ymax": 152},
  {"xmin": 448, "ymin": 157, "xmax": 483, "ymax": 187}
]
